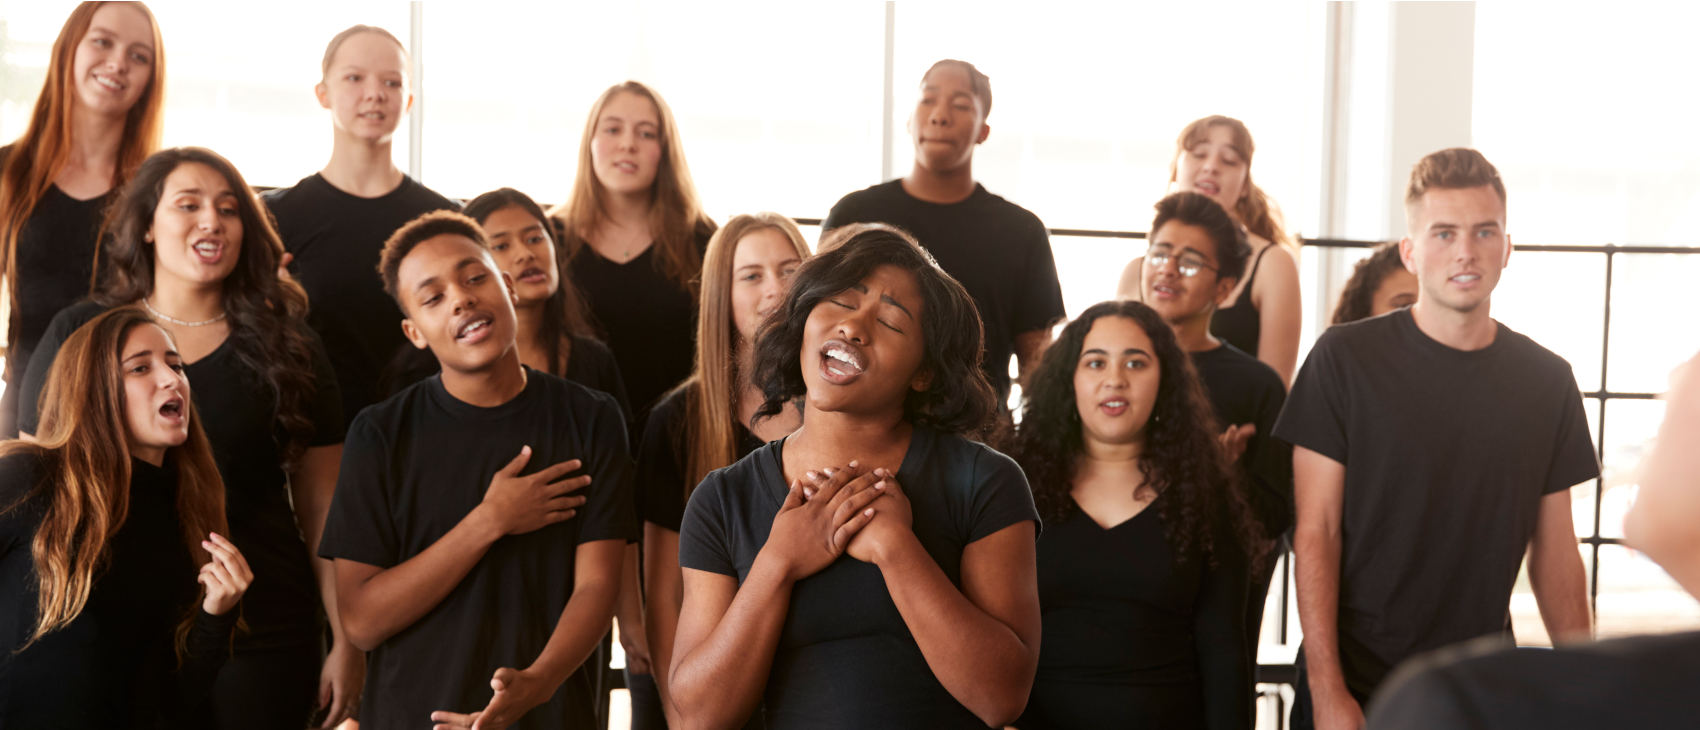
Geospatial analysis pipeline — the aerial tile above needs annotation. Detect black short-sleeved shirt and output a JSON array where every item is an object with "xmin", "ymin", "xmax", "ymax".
[
  {"xmin": 678, "ymin": 427, "xmax": 1038, "ymax": 729},
  {"xmin": 823, "ymin": 180, "xmax": 1065, "ymax": 400},
  {"xmin": 0, "ymin": 451, "xmax": 237, "ymax": 729},
  {"xmin": 1191, "ymin": 342, "xmax": 1292, "ymax": 537},
  {"xmin": 1023, "ymin": 494, "xmax": 1249, "ymax": 730},
  {"xmin": 1365, "ymin": 631, "xmax": 1700, "ymax": 730},
  {"xmin": 18, "ymin": 301, "xmax": 345, "ymax": 648},
  {"xmin": 262, "ymin": 173, "xmax": 458, "ymax": 427},
  {"xmin": 382, "ymin": 334, "xmax": 632, "ymax": 420},
  {"xmin": 318, "ymin": 369, "xmax": 636, "ymax": 730},
  {"xmin": 1, "ymin": 143, "xmax": 113, "ymax": 438},
  {"xmin": 637, "ymin": 385, "xmax": 765, "ymax": 532},
  {"xmin": 563, "ymin": 229, "xmax": 708, "ymax": 433},
  {"xmin": 1272, "ymin": 309, "xmax": 1599, "ymax": 696}
]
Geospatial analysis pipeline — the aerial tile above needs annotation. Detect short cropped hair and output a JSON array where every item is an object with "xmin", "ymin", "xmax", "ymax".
[
  {"xmin": 1404, "ymin": 147, "xmax": 1506, "ymax": 214},
  {"xmin": 752, "ymin": 223, "xmax": 995, "ymax": 435},
  {"xmin": 1150, "ymin": 192, "xmax": 1252, "ymax": 283},
  {"xmin": 377, "ymin": 210, "xmax": 488, "ymax": 307},
  {"xmin": 924, "ymin": 59, "xmax": 992, "ymax": 119}
]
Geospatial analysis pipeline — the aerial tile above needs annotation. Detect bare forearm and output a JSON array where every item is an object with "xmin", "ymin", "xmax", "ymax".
[
  {"xmin": 530, "ymin": 540, "xmax": 625, "ymax": 683},
  {"xmin": 615, "ymin": 542, "xmax": 647, "ymax": 657},
  {"xmin": 1295, "ymin": 525, "xmax": 1349, "ymax": 694},
  {"xmin": 670, "ymin": 558, "xmax": 794, "ymax": 729},
  {"xmin": 877, "ymin": 536, "xmax": 1036, "ymax": 726},
  {"xmin": 1529, "ymin": 538, "xmax": 1592, "ymax": 643},
  {"xmin": 291, "ymin": 451, "xmax": 345, "ymax": 642},
  {"xmin": 339, "ymin": 507, "xmax": 501, "ymax": 650},
  {"xmin": 643, "ymin": 526, "xmax": 684, "ymax": 720}
]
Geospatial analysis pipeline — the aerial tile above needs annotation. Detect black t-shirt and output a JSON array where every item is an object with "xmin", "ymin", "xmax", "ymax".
[
  {"xmin": 1022, "ymin": 493, "xmax": 1249, "ymax": 730},
  {"xmin": 678, "ymin": 427, "xmax": 1038, "ymax": 729},
  {"xmin": 637, "ymin": 385, "xmax": 765, "ymax": 532},
  {"xmin": 822, "ymin": 180, "xmax": 1066, "ymax": 400},
  {"xmin": 1191, "ymin": 342, "xmax": 1291, "ymax": 537},
  {"xmin": 17, "ymin": 300, "xmax": 344, "ymax": 648},
  {"xmin": 262, "ymin": 173, "xmax": 458, "ymax": 428},
  {"xmin": 0, "ymin": 451, "xmax": 237, "ymax": 729},
  {"xmin": 0, "ymin": 144, "xmax": 113, "ymax": 438},
  {"xmin": 1272, "ymin": 308, "xmax": 1599, "ymax": 696},
  {"xmin": 1365, "ymin": 631, "xmax": 1700, "ymax": 730},
  {"xmin": 382, "ymin": 334, "xmax": 632, "ymax": 421},
  {"xmin": 317, "ymin": 369, "xmax": 636, "ymax": 730},
  {"xmin": 564, "ymin": 230, "xmax": 707, "ymax": 434}
]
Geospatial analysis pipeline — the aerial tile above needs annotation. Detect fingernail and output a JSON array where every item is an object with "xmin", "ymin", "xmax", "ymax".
[
  {"xmin": 864, "ymin": 508, "xmax": 875, "ymax": 516},
  {"xmin": 805, "ymin": 471, "xmax": 818, "ymax": 480},
  {"xmin": 875, "ymin": 480, "xmax": 886, "ymax": 490},
  {"xmin": 848, "ymin": 460, "xmax": 859, "ymax": 468}
]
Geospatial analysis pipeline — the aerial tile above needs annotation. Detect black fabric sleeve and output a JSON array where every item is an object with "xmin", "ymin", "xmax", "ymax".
[
  {"xmin": 173, "ymin": 607, "xmax": 239, "ymax": 728},
  {"xmin": 1194, "ymin": 534, "xmax": 1252, "ymax": 730},
  {"xmin": 1010, "ymin": 219, "xmax": 1066, "ymax": 336},
  {"xmin": 16, "ymin": 302, "xmax": 103, "ymax": 436},
  {"xmin": 1543, "ymin": 372, "xmax": 1600, "ymax": 495},
  {"xmin": 677, "ymin": 470, "xmax": 736, "ymax": 576},
  {"xmin": 316, "ymin": 416, "xmax": 398, "ymax": 566},
  {"xmin": 572, "ymin": 391, "xmax": 638, "ymax": 544},
  {"xmin": 303, "ymin": 326, "xmax": 346, "ymax": 447},
  {"xmin": 966, "ymin": 447, "xmax": 1041, "ymax": 542},
  {"xmin": 1245, "ymin": 377, "xmax": 1294, "ymax": 536},
  {"xmin": 635, "ymin": 397, "xmax": 688, "ymax": 532},
  {"xmin": 1273, "ymin": 330, "xmax": 1350, "ymax": 464}
]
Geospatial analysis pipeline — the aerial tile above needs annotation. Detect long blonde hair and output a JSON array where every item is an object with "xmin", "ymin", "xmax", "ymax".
[
  {"xmin": 679, "ymin": 213, "xmax": 809, "ymax": 491},
  {"xmin": 0, "ymin": 2, "xmax": 166, "ymax": 312},
  {"xmin": 1170, "ymin": 115, "xmax": 1292, "ymax": 250},
  {"xmin": 551, "ymin": 81, "xmax": 717, "ymax": 295},
  {"xmin": 1, "ymin": 307, "xmax": 224, "ymax": 652}
]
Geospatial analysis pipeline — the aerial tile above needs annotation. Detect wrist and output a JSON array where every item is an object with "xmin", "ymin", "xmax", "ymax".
[
  {"xmin": 465, "ymin": 503, "xmax": 507, "ymax": 544},
  {"xmin": 750, "ymin": 549, "xmax": 799, "ymax": 588},
  {"xmin": 870, "ymin": 530, "xmax": 920, "ymax": 569}
]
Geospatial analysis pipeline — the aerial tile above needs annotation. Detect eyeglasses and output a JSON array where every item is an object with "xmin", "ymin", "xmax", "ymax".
[{"xmin": 1147, "ymin": 248, "xmax": 1218, "ymax": 278}]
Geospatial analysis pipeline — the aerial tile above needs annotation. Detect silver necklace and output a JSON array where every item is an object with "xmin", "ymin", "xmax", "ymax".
[{"xmin": 141, "ymin": 297, "xmax": 227, "ymax": 327}]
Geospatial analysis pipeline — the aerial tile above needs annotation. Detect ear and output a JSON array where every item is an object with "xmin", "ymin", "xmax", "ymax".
[
  {"xmin": 1501, "ymin": 233, "xmax": 1513, "ymax": 269},
  {"xmin": 1398, "ymin": 236, "xmax": 1416, "ymax": 273},
  {"xmin": 910, "ymin": 365, "xmax": 934, "ymax": 394},
  {"xmin": 975, "ymin": 122, "xmax": 991, "ymax": 145},
  {"xmin": 500, "ymin": 270, "xmax": 519, "ymax": 307},
  {"xmin": 404, "ymin": 92, "xmax": 415, "ymax": 115},
  {"xmin": 1213, "ymin": 276, "xmax": 1239, "ymax": 308},
  {"xmin": 314, "ymin": 81, "xmax": 331, "ymax": 110},
  {"xmin": 400, "ymin": 317, "xmax": 429, "ymax": 351}
]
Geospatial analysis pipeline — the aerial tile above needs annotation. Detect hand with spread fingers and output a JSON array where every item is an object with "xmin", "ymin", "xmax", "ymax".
[
  {"xmin": 429, "ymin": 666, "xmax": 556, "ymax": 730},
  {"xmin": 762, "ymin": 461, "xmax": 888, "ymax": 582},
  {"xmin": 197, "ymin": 531, "xmax": 253, "ymax": 616},
  {"xmin": 479, "ymin": 446, "xmax": 592, "ymax": 537}
]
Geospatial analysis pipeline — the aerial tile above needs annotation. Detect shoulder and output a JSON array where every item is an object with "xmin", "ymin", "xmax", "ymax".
[
  {"xmin": 348, "ymin": 377, "xmax": 434, "ymax": 437},
  {"xmin": 0, "ymin": 449, "xmax": 51, "ymax": 529},
  {"xmin": 972, "ymin": 185, "xmax": 1047, "ymax": 231},
  {"xmin": 686, "ymin": 441, "xmax": 775, "ymax": 511},
  {"xmin": 400, "ymin": 177, "xmax": 460, "ymax": 212},
  {"xmin": 1491, "ymin": 323, "xmax": 1575, "ymax": 379},
  {"xmin": 826, "ymin": 180, "xmax": 905, "ymax": 221},
  {"xmin": 931, "ymin": 430, "xmax": 1027, "ymax": 487},
  {"xmin": 646, "ymin": 384, "xmax": 691, "ymax": 430},
  {"xmin": 534, "ymin": 369, "xmax": 625, "ymax": 423},
  {"xmin": 1211, "ymin": 343, "xmax": 1285, "ymax": 391},
  {"xmin": 259, "ymin": 174, "xmax": 325, "ymax": 208},
  {"xmin": 569, "ymin": 334, "xmax": 615, "ymax": 365},
  {"xmin": 46, "ymin": 300, "xmax": 109, "ymax": 335}
]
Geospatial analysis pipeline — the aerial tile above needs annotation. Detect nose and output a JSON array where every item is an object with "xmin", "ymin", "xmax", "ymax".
[
  {"xmin": 197, "ymin": 205, "xmax": 223, "ymax": 232},
  {"xmin": 1153, "ymin": 253, "xmax": 1181, "ymax": 276},
  {"xmin": 836, "ymin": 310, "xmax": 868, "ymax": 345},
  {"xmin": 451, "ymin": 284, "xmax": 479, "ymax": 313},
  {"xmin": 155, "ymin": 364, "xmax": 183, "ymax": 390}
]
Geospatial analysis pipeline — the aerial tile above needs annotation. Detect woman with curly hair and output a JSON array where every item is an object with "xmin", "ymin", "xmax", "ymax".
[
  {"xmin": 1330, "ymin": 242, "xmax": 1417, "ymax": 325},
  {"xmin": 669, "ymin": 223, "xmax": 1041, "ymax": 729},
  {"xmin": 0, "ymin": 306, "xmax": 251, "ymax": 728},
  {"xmin": 17, "ymin": 148, "xmax": 351, "ymax": 729},
  {"xmin": 1011, "ymin": 299, "xmax": 1257, "ymax": 730}
]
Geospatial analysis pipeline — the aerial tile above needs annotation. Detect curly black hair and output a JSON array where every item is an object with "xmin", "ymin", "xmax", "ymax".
[
  {"xmin": 1009, "ymin": 300, "xmax": 1257, "ymax": 565},
  {"xmin": 751, "ymin": 223, "xmax": 995, "ymax": 435},
  {"xmin": 1331, "ymin": 242, "xmax": 1408, "ymax": 325},
  {"xmin": 1151, "ymin": 191, "xmax": 1251, "ymax": 283}
]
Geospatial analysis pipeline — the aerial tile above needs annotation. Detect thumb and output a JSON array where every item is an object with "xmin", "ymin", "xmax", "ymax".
[
  {"xmin": 500, "ymin": 445, "xmax": 533, "ymax": 476},
  {"xmin": 781, "ymin": 480, "xmax": 804, "ymax": 511},
  {"xmin": 491, "ymin": 667, "xmax": 516, "ymax": 692},
  {"xmin": 1237, "ymin": 423, "xmax": 1257, "ymax": 438}
]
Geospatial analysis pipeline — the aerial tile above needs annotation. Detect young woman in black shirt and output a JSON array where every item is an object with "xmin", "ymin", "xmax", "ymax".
[
  {"xmin": 262, "ymin": 24, "xmax": 457, "ymax": 428},
  {"xmin": 1009, "ymin": 299, "xmax": 1257, "ymax": 730},
  {"xmin": 18, "ymin": 148, "xmax": 352, "ymax": 729},
  {"xmin": 672, "ymin": 223, "xmax": 1041, "ymax": 729},
  {"xmin": 639, "ymin": 212, "xmax": 810, "ymax": 724},
  {"xmin": 0, "ymin": 2, "xmax": 164, "ymax": 437},
  {"xmin": 0, "ymin": 306, "xmax": 252, "ymax": 729}
]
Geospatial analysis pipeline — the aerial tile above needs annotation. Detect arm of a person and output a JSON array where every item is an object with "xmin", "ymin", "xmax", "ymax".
[
  {"xmin": 668, "ymin": 565, "xmax": 795, "ymax": 730},
  {"xmin": 1252, "ymin": 244, "xmax": 1302, "ymax": 387},
  {"xmin": 1527, "ymin": 489, "xmax": 1592, "ymax": 644},
  {"xmin": 874, "ymin": 521, "xmax": 1041, "ymax": 727},
  {"xmin": 522, "ymin": 538, "xmax": 626, "ymax": 688},
  {"xmin": 333, "ymin": 507, "xmax": 510, "ymax": 651},
  {"xmin": 1116, "ymin": 255, "xmax": 1145, "ymax": 301},
  {"xmin": 1624, "ymin": 352, "xmax": 1700, "ymax": 595},
  {"xmin": 643, "ymin": 523, "xmax": 684, "ymax": 725},
  {"xmin": 289, "ymin": 444, "xmax": 363, "ymax": 725},
  {"xmin": 1293, "ymin": 446, "xmax": 1361, "ymax": 728},
  {"xmin": 1194, "ymin": 541, "xmax": 1252, "ymax": 730},
  {"xmin": 1013, "ymin": 329, "xmax": 1052, "ymax": 388},
  {"xmin": 614, "ymin": 542, "xmax": 650, "ymax": 672}
]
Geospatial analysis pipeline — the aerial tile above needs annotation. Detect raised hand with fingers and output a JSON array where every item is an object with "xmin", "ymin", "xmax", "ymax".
[
  {"xmin": 1220, "ymin": 422, "xmax": 1257, "ymax": 462},
  {"xmin": 762, "ymin": 462, "xmax": 887, "ymax": 581},
  {"xmin": 198, "ymin": 531, "xmax": 253, "ymax": 616},
  {"xmin": 314, "ymin": 639, "xmax": 364, "ymax": 728},
  {"xmin": 429, "ymin": 666, "xmax": 554, "ymax": 730},
  {"xmin": 478, "ymin": 445, "xmax": 591, "ymax": 536},
  {"xmin": 841, "ymin": 468, "xmax": 914, "ymax": 565}
]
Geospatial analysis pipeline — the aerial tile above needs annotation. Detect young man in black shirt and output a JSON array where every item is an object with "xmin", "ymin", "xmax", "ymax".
[
  {"xmin": 1276, "ymin": 149, "xmax": 1597, "ymax": 730},
  {"xmin": 822, "ymin": 59, "xmax": 1064, "ymax": 404},
  {"xmin": 318, "ymin": 211, "xmax": 633, "ymax": 730},
  {"xmin": 1137, "ymin": 192, "xmax": 1291, "ymax": 646},
  {"xmin": 1367, "ymin": 352, "xmax": 1700, "ymax": 730}
]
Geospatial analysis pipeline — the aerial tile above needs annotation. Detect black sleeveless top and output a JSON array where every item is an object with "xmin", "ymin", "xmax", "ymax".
[{"xmin": 1208, "ymin": 243, "xmax": 1273, "ymax": 357}]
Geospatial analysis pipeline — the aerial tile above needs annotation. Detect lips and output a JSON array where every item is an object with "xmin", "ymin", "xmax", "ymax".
[
  {"xmin": 158, "ymin": 396, "xmax": 185, "ymax": 423},
  {"xmin": 819, "ymin": 339, "xmax": 866, "ymax": 384},
  {"xmin": 453, "ymin": 312, "xmax": 495, "ymax": 344},
  {"xmin": 517, "ymin": 266, "xmax": 549, "ymax": 284},
  {"xmin": 1150, "ymin": 282, "xmax": 1182, "ymax": 300},
  {"xmin": 191, "ymin": 240, "xmax": 225, "ymax": 265},
  {"xmin": 1099, "ymin": 398, "xmax": 1128, "ymax": 416},
  {"xmin": 1449, "ymin": 272, "xmax": 1482, "ymax": 285},
  {"xmin": 1194, "ymin": 179, "xmax": 1220, "ymax": 196},
  {"xmin": 611, "ymin": 160, "xmax": 639, "ymax": 174},
  {"xmin": 92, "ymin": 73, "xmax": 126, "ymax": 93}
]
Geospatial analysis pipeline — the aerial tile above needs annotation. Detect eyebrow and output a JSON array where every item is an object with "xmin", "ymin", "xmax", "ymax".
[
  {"xmin": 89, "ymin": 26, "xmax": 155, "ymax": 52},
  {"xmin": 849, "ymin": 283, "xmax": 916, "ymax": 321},
  {"xmin": 1082, "ymin": 347, "xmax": 1152, "ymax": 358},
  {"xmin": 411, "ymin": 257, "xmax": 484, "ymax": 292},
  {"xmin": 736, "ymin": 257, "xmax": 800, "ymax": 271},
  {"xmin": 123, "ymin": 349, "xmax": 179, "ymax": 362},
  {"xmin": 167, "ymin": 187, "xmax": 235, "ymax": 198}
]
